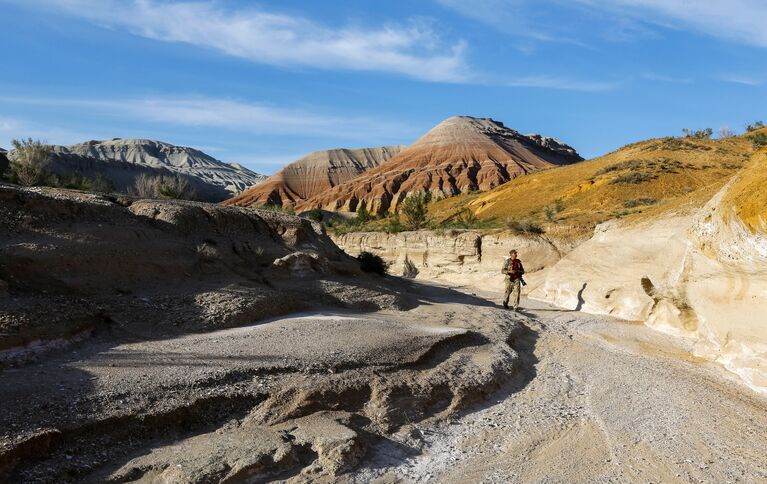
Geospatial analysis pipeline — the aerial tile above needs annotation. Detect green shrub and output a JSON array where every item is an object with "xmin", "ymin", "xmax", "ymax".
[
  {"xmin": 306, "ymin": 208, "xmax": 324, "ymax": 222},
  {"xmin": 7, "ymin": 138, "xmax": 52, "ymax": 186},
  {"xmin": 682, "ymin": 128, "xmax": 713, "ymax": 139},
  {"xmin": 60, "ymin": 171, "xmax": 93, "ymax": 190},
  {"xmin": 452, "ymin": 208, "xmax": 478, "ymax": 228},
  {"xmin": 746, "ymin": 121, "xmax": 765, "ymax": 132},
  {"xmin": 594, "ymin": 160, "xmax": 644, "ymax": 177},
  {"xmin": 400, "ymin": 191, "xmax": 431, "ymax": 230},
  {"xmin": 357, "ymin": 251, "xmax": 388, "ymax": 275},
  {"xmin": 623, "ymin": 198, "xmax": 658, "ymax": 208},
  {"xmin": 749, "ymin": 132, "xmax": 767, "ymax": 149},
  {"xmin": 610, "ymin": 172, "xmax": 656, "ymax": 185},
  {"xmin": 507, "ymin": 219, "xmax": 545, "ymax": 235},
  {"xmin": 385, "ymin": 214, "xmax": 405, "ymax": 233},
  {"xmin": 356, "ymin": 204, "xmax": 373, "ymax": 224}
]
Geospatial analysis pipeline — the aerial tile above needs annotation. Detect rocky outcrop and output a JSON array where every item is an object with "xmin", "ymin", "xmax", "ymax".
[
  {"xmin": 300, "ymin": 116, "xmax": 582, "ymax": 214},
  {"xmin": 0, "ymin": 183, "xmax": 407, "ymax": 354},
  {"xmin": 224, "ymin": 146, "xmax": 405, "ymax": 208},
  {"xmin": 333, "ymin": 229, "xmax": 567, "ymax": 287},
  {"xmin": 529, "ymin": 181, "xmax": 767, "ymax": 393},
  {"xmin": 48, "ymin": 138, "xmax": 266, "ymax": 201},
  {"xmin": 0, "ymin": 189, "xmax": 529, "ymax": 481}
]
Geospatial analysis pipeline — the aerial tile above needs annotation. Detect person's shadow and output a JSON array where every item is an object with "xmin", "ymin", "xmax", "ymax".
[{"xmin": 575, "ymin": 282, "xmax": 587, "ymax": 311}]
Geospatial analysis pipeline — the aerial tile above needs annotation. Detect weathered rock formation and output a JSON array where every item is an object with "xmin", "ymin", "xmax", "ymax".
[
  {"xmin": 0, "ymin": 183, "xmax": 529, "ymax": 482},
  {"xmin": 224, "ymin": 146, "xmax": 405, "ymax": 208},
  {"xmin": 300, "ymin": 116, "xmax": 581, "ymax": 214},
  {"xmin": 333, "ymin": 144, "xmax": 767, "ymax": 393},
  {"xmin": 0, "ymin": 183, "xmax": 402, "ymax": 354},
  {"xmin": 49, "ymin": 138, "xmax": 266, "ymax": 201},
  {"xmin": 333, "ymin": 230, "xmax": 570, "ymax": 288}
]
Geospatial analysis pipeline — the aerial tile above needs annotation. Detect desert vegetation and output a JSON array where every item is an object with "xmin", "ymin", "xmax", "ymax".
[
  {"xmin": 682, "ymin": 127, "xmax": 713, "ymax": 139},
  {"xmin": 130, "ymin": 173, "xmax": 198, "ymax": 200},
  {"xmin": 357, "ymin": 251, "xmax": 388, "ymax": 275},
  {"xmin": 3, "ymin": 138, "xmax": 117, "ymax": 192}
]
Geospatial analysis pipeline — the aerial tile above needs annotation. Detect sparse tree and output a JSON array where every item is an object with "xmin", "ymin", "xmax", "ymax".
[
  {"xmin": 157, "ymin": 174, "xmax": 196, "ymax": 200},
  {"xmin": 131, "ymin": 173, "xmax": 158, "ymax": 198},
  {"xmin": 400, "ymin": 191, "xmax": 431, "ymax": 230},
  {"xmin": 682, "ymin": 128, "xmax": 713, "ymax": 139},
  {"xmin": 718, "ymin": 126, "xmax": 736, "ymax": 139},
  {"xmin": 746, "ymin": 121, "xmax": 765, "ymax": 132},
  {"xmin": 356, "ymin": 204, "xmax": 373, "ymax": 224}
]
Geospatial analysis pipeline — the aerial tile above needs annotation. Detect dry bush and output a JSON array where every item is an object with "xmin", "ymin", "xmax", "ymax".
[
  {"xmin": 507, "ymin": 219, "xmax": 545, "ymax": 235},
  {"xmin": 8, "ymin": 138, "xmax": 52, "ymax": 186},
  {"xmin": 402, "ymin": 257, "xmax": 419, "ymax": 278},
  {"xmin": 131, "ymin": 173, "xmax": 197, "ymax": 200}
]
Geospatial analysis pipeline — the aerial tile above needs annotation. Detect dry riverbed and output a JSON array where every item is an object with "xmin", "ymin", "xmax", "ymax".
[
  {"xmin": 350, "ymin": 290, "xmax": 767, "ymax": 483},
  {"xmin": 1, "ymin": 283, "xmax": 766, "ymax": 483}
]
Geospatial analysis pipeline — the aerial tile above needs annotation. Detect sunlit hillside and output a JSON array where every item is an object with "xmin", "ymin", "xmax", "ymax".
[
  {"xmin": 723, "ymin": 128, "xmax": 767, "ymax": 233},
  {"xmin": 431, "ymin": 134, "xmax": 756, "ymax": 237}
]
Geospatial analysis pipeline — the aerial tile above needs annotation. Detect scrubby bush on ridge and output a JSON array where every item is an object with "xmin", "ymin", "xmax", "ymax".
[{"xmin": 357, "ymin": 251, "xmax": 388, "ymax": 275}]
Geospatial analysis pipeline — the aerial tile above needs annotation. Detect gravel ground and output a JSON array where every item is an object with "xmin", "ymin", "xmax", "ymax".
[{"xmin": 350, "ymin": 292, "xmax": 767, "ymax": 484}]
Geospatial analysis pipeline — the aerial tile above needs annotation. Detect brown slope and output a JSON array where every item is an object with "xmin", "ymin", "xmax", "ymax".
[
  {"xmin": 298, "ymin": 116, "xmax": 582, "ymax": 214},
  {"xmin": 223, "ymin": 146, "xmax": 405, "ymax": 207}
]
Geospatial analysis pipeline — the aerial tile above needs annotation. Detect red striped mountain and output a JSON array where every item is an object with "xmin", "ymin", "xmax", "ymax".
[
  {"xmin": 223, "ymin": 146, "xmax": 405, "ymax": 208},
  {"xmin": 298, "ymin": 116, "xmax": 582, "ymax": 214}
]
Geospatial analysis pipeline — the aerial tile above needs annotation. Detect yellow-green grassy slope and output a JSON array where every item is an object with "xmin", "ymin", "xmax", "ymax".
[
  {"xmin": 431, "ymin": 135, "xmax": 755, "ymax": 237},
  {"xmin": 723, "ymin": 128, "xmax": 767, "ymax": 233}
]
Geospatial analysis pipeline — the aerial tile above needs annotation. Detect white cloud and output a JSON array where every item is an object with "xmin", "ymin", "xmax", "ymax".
[
  {"xmin": 572, "ymin": 0, "xmax": 767, "ymax": 48},
  {"xmin": 641, "ymin": 73, "xmax": 693, "ymax": 84},
  {"xmin": 0, "ymin": 95, "xmax": 417, "ymax": 141},
  {"xmin": 718, "ymin": 75, "xmax": 763, "ymax": 86},
  {"xmin": 439, "ymin": 0, "xmax": 767, "ymax": 48},
  {"xmin": 506, "ymin": 76, "xmax": 619, "ymax": 92},
  {"xmin": 17, "ymin": 0, "xmax": 469, "ymax": 82}
]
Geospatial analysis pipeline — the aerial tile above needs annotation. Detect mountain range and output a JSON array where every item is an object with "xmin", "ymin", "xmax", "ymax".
[
  {"xmin": 48, "ymin": 138, "xmax": 266, "ymax": 201},
  {"xmin": 296, "ymin": 116, "xmax": 582, "ymax": 214},
  {"xmin": 224, "ymin": 145, "xmax": 405, "ymax": 208}
]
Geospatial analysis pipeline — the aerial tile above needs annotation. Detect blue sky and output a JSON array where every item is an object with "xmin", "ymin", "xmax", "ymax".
[{"xmin": 1, "ymin": 0, "xmax": 765, "ymax": 174}]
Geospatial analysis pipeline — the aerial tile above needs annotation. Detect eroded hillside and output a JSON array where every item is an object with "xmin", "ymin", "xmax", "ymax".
[{"xmin": 432, "ymin": 135, "xmax": 753, "ymax": 237}]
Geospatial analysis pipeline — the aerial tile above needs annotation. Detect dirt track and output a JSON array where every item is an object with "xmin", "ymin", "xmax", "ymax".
[{"xmin": 351, "ymin": 290, "xmax": 767, "ymax": 483}]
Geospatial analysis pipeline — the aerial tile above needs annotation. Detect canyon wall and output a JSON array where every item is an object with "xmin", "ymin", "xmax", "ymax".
[
  {"xmin": 333, "ymin": 193, "xmax": 767, "ymax": 394},
  {"xmin": 333, "ymin": 230, "xmax": 568, "ymax": 288}
]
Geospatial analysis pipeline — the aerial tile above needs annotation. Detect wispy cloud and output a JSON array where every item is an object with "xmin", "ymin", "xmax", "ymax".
[
  {"xmin": 439, "ymin": 0, "xmax": 767, "ymax": 49},
  {"xmin": 506, "ymin": 76, "xmax": 620, "ymax": 92},
  {"xmin": 572, "ymin": 0, "xmax": 767, "ymax": 48},
  {"xmin": 436, "ymin": 0, "xmax": 590, "ymax": 46},
  {"xmin": 15, "ymin": 0, "xmax": 469, "ymax": 82},
  {"xmin": 0, "ymin": 95, "xmax": 417, "ymax": 141},
  {"xmin": 718, "ymin": 74, "xmax": 763, "ymax": 86},
  {"xmin": 641, "ymin": 73, "xmax": 693, "ymax": 84}
]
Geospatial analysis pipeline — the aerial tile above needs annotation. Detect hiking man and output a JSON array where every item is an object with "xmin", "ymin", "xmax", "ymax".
[{"xmin": 502, "ymin": 249, "xmax": 525, "ymax": 310}]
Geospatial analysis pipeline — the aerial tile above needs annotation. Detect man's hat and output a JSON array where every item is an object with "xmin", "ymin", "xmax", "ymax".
[{"xmin": 509, "ymin": 249, "xmax": 518, "ymax": 254}]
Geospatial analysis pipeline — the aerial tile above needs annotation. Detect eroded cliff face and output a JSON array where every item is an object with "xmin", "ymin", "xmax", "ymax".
[
  {"xmin": 333, "ymin": 230, "xmax": 567, "ymax": 288},
  {"xmin": 529, "ymin": 183, "xmax": 767, "ymax": 393},
  {"xmin": 333, "ymin": 183, "xmax": 767, "ymax": 394}
]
